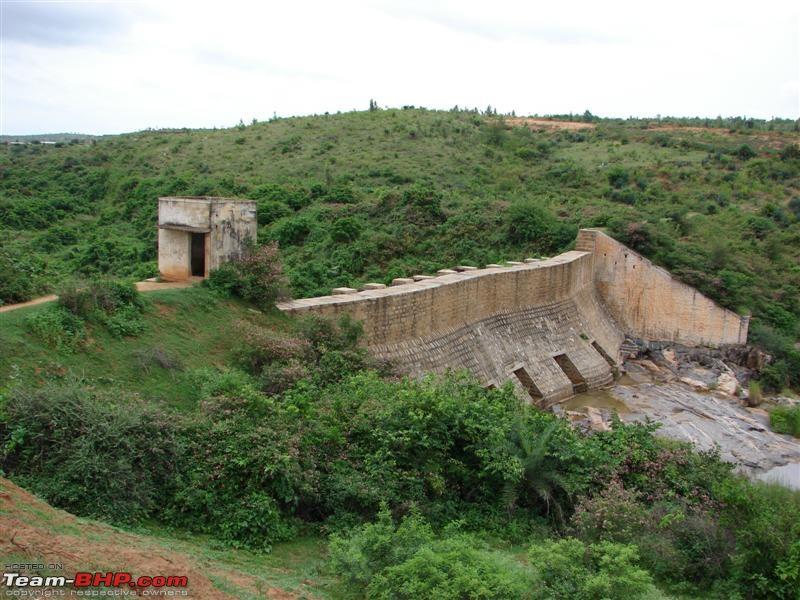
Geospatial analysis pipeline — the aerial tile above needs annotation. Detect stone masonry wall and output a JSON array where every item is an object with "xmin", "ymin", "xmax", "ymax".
[
  {"xmin": 576, "ymin": 229, "xmax": 749, "ymax": 346},
  {"xmin": 278, "ymin": 230, "xmax": 749, "ymax": 403},
  {"xmin": 278, "ymin": 251, "xmax": 625, "ymax": 405}
]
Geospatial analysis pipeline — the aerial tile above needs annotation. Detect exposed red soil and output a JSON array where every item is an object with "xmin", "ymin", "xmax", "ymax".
[
  {"xmin": 0, "ymin": 478, "xmax": 295, "ymax": 598},
  {"xmin": 505, "ymin": 117, "xmax": 596, "ymax": 131}
]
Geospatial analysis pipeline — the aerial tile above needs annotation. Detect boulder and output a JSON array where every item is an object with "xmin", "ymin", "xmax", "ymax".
[{"xmin": 716, "ymin": 373, "xmax": 739, "ymax": 396}]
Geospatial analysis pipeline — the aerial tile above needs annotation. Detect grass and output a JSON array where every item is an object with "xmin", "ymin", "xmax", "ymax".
[
  {"xmin": 769, "ymin": 404, "xmax": 800, "ymax": 438},
  {"xmin": 0, "ymin": 286, "xmax": 291, "ymax": 408},
  {"xmin": 146, "ymin": 530, "xmax": 343, "ymax": 599},
  {"xmin": 0, "ymin": 477, "xmax": 341, "ymax": 598}
]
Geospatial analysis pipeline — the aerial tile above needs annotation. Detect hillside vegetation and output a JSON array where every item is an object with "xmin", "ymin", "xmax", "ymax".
[
  {"xmin": 2, "ymin": 111, "xmax": 800, "ymax": 597},
  {"xmin": 2, "ymin": 109, "xmax": 799, "ymax": 388},
  {"xmin": 2, "ymin": 283, "xmax": 799, "ymax": 599}
]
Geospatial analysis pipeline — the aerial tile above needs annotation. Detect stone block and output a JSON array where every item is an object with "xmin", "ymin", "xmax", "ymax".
[
  {"xmin": 361, "ymin": 283, "xmax": 387, "ymax": 290},
  {"xmin": 454, "ymin": 265, "xmax": 478, "ymax": 271},
  {"xmin": 391, "ymin": 278, "xmax": 414, "ymax": 286},
  {"xmin": 485, "ymin": 263, "xmax": 504, "ymax": 268},
  {"xmin": 524, "ymin": 258, "xmax": 541, "ymax": 263},
  {"xmin": 412, "ymin": 275, "xmax": 435, "ymax": 281},
  {"xmin": 436, "ymin": 269, "xmax": 457, "ymax": 276},
  {"xmin": 331, "ymin": 287, "xmax": 358, "ymax": 295},
  {"xmin": 506, "ymin": 261, "xmax": 524, "ymax": 266}
]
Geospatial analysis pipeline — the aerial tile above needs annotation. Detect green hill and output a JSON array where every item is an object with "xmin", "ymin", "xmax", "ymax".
[{"xmin": 1, "ymin": 109, "xmax": 799, "ymax": 386}]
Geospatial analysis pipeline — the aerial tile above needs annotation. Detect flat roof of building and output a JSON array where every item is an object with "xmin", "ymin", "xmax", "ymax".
[{"xmin": 158, "ymin": 196, "xmax": 255, "ymax": 203}]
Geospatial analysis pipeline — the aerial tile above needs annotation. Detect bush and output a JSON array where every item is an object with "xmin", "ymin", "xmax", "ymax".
[
  {"xmin": 271, "ymin": 216, "xmax": 311, "ymax": 246},
  {"xmin": 715, "ymin": 477, "xmax": 800, "ymax": 598},
  {"xmin": 571, "ymin": 480, "xmax": 734, "ymax": 585},
  {"xmin": 0, "ymin": 248, "xmax": 49, "ymax": 305},
  {"xmin": 769, "ymin": 405, "xmax": 800, "ymax": 437},
  {"xmin": 1, "ymin": 383, "xmax": 182, "ymax": 524},
  {"xmin": 330, "ymin": 509, "xmax": 535, "ymax": 599},
  {"xmin": 528, "ymin": 538, "xmax": 666, "ymax": 600},
  {"xmin": 58, "ymin": 280, "xmax": 146, "ymax": 338},
  {"xmin": 25, "ymin": 305, "xmax": 87, "ymax": 352},
  {"xmin": 506, "ymin": 202, "xmax": 577, "ymax": 252},
  {"xmin": 369, "ymin": 536, "xmax": 535, "ymax": 600},
  {"xmin": 329, "ymin": 506, "xmax": 434, "ymax": 589},
  {"xmin": 206, "ymin": 241, "xmax": 288, "ymax": 309}
]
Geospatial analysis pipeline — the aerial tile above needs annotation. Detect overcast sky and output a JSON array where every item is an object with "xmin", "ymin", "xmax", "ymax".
[{"xmin": 1, "ymin": 0, "xmax": 798, "ymax": 135}]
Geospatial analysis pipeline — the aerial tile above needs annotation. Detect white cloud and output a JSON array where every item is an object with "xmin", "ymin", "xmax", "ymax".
[{"xmin": 1, "ymin": 0, "xmax": 798, "ymax": 134}]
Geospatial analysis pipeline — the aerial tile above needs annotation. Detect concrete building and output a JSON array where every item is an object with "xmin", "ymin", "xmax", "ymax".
[{"xmin": 157, "ymin": 196, "xmax": 257, "ymax": 282}]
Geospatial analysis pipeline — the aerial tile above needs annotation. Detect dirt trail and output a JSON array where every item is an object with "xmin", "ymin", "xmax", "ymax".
[
  {"xmin": 0, "ymin": 477, "xmax": 295, "ymax": 598},
  {"xmin": 0, "ymin": 280, "xmax": 194, "ymax": 314}
]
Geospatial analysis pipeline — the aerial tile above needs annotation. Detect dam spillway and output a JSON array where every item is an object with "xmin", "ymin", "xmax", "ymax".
[{"xmin": 277, "ymin": 229, "xmax": 748, "ymax": 405}]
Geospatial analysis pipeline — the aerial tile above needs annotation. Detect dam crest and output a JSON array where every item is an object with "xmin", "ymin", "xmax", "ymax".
[{"xmin": 277, "ymin": 229, "xmax": 748, "ymax": 405}]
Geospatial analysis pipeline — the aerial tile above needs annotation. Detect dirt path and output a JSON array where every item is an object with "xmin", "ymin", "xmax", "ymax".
[{"xmin": 0, "ymin": 280, "xmax": 195, "ymax": 314}]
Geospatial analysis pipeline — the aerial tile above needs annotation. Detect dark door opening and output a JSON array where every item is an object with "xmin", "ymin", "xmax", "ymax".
[
  {"xmin": 553, "ymin": 354, "xmax": 588, "ymax": 393},
  {"xmin": 591, "ymin": 341, "xmax": 617, "ymax": 368},
  {"xmin": 513, "ymin": 367, "xmax": 543, "ymax": 404},
  {"xmin": 191, "ymin": 232, "xmax": 206, "ymax": 277}
]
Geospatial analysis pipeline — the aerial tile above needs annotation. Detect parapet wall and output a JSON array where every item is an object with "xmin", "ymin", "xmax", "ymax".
[{"xmin": 576, "ymin": 229, "xmax": 749, "ymax": 346}]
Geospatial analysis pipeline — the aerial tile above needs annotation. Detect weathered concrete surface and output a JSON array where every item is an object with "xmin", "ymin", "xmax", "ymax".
[
  {"xmin": 278, "ymin": 229, "xmax": 750, "ymax": 404},
  {"xmin": 280, "ymin": 251, "xmax": 624, "ymax": 405},
  {"xmin": 577, "ymin": 229, "xmax": 748, "ymax": 346},
  {"xmin": 157, "ymin": 197, "xmax": 256, "ymax": 282}
]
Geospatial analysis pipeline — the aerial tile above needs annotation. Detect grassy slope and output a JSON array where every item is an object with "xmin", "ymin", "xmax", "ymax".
[
  {"xmin": 0, "ymin": 477, "xmax": 336, "ymax": 599},
  {"xmin": 1, "ymin": 111, "xmax": 798, "ymax": 336},
  {"xmin": 0, "ymin": 287, "xmax": 291, "ymax": 405}
]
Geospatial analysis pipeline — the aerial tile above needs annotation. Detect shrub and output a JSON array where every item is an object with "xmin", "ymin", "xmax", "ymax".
[
  {"xmin": 0, "ymin": 248, "xmax": 49, "ymax": 305},
  {"xmin": 330, "ymin": 217, "xmax": 363, "ymax": 243},
  {"xmin": 528, "ymin": 538, "xmax": 666, "ymax": 600},
  {"xmin": 1, "ymin": 383, "xmax": 182, "ymax": 524},
  {"xmin": 506, "ymin": 202, "xmax": 577, "ymax": 252},
  {"xmin": 256, "ymin": 200, "xmax": 291, "ymax": 225},
  {"xmin": 58, "ymin": 280, "xmax": 146, "ymax": 338},
  {"xmin": 571, "ymin": 480, "xmax": 734, "ymax": 585},
  {"xmin": 329, "ymin": 506, "xmax": 434, "ymax": 589},
  {"xmin": 133, "ymin": 347, "xmax": 184, "ymax": 375},
  {"xmin": 769, "ymin": 405, "xmax": 800, "ymax": 438},
  {"xmin": 206, "ymin": 241, "xmax": 288, "ymax": 309},
  {"xmin": 369, "ymin": 535, "xmax": 535, "ymax": 600},
  {"xmin": 716, "ymin": 477, "xmax": 800, "ymax": 598},
  {"xmin": 271, "ymin": 216, "xmax": 311, "ymax": 246},
  {"xmin": 734, "ymin": 144, "xmax": 757, "ymax": 160},
  {"xmin": 330, "ymin": 509, "xmax": 535, "ymax": 599},
  {"xmin": 25, "ymin": 305, "xmax": 87, "ymax": 352},
  {"xmin": 607, "ymin": 165, "xmax": 631, "ymax": 188},
  {"xmin": 400, "ymin": 183, "xmax": 445, "ymax": 223}
]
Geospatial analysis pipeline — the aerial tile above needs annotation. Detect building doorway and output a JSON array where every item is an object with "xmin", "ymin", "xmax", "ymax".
[{"xmin": 191, "ymin": 232, "xmax": 206, "ymax": 277}]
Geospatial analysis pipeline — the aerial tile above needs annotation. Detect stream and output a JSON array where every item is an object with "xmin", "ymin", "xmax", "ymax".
[{"xmin": 558, "ymin": 366, "xmax": 800, "ymax": 489}]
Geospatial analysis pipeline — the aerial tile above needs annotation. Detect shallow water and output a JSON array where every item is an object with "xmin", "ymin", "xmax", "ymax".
[
  {"xmin": 561, "ymin": 387, "xmax": 630, "ymax": 415},
  {"xmin": 756, "ymin": 462, "xmax": 800, "ymax": 490}
]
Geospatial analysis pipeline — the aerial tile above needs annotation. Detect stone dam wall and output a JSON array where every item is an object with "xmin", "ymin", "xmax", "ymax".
[
  {"xmin": 576, "ymin": 229, "xmax": 749, "ymax": 347},
  {"xmin": 277, "ymin": 229, "xmax": 749, "ymax": 405}
]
